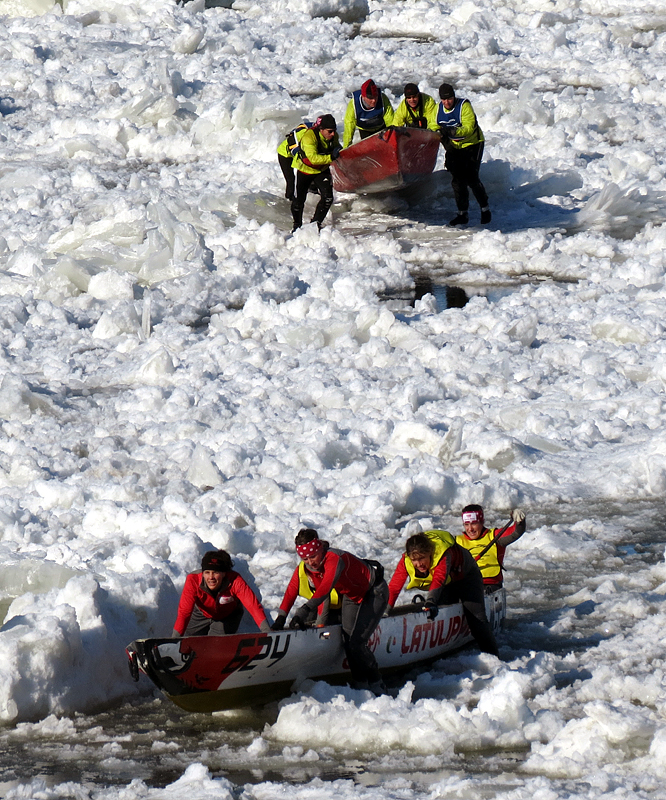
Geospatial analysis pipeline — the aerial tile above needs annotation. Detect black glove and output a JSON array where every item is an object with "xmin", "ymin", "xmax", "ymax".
[
  {"xmin": 424, "ymin": 600, "xmax": 439, "ymax": 620},
  {"xmin": 331, "ymin": 147, "xmax": 341, "ymax": 161},
  {"xmin": 289, "ymin": 607, "xmax": 308, "ymax": 630},
  {"xmin": 439, "ymin": 127, "xmax": 453, "ymax": 143},
  {"xmin": 271, "ymin": 612, "xmax": 286, "ymax": 631}
]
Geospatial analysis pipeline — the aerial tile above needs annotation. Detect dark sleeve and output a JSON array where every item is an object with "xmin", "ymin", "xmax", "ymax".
[{"xmin": 496, "ymin": 520, "xmax": 525, "ymax": 546}]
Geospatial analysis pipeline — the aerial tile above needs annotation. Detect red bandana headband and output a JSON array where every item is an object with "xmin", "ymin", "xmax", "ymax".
[
  {"xmin": 296, "ymin": 539, "xmax": 324, "ymax": 559},
  {"xmin": 462, "ymin": 510, "xmax": 483, "ymax": 523}
]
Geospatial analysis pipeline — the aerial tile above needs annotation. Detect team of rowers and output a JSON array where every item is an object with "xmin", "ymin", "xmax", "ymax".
[
  {"xmin": 172, "ymin": 506, "xmax": 526, "ymax": 693},
  {"xmin": 277, "ymin": 78, "xmax": 491, "ymax": 232}
]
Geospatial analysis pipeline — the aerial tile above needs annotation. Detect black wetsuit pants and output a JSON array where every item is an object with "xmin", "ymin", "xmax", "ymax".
[
  {"xmin": 444, "ymin": 142, "xmax": 489, "ymax": 213},
  {"xmin": 433, "ymin": 549, "xmax": 499, "ymax": 657},
  {"xmin": 340, "ymin": 579, "xmax": 389, "ymax": 685},
  {"xmin": 291, "ymin": 168, "xmax": 334, "ymax": 231},
  {"xmin": 183, "ymin": 604, "xmax": 243, "ymax": 636},
  {"xmin": 278, "ymin": 153, "xmax": 295, "ymax": 201}
]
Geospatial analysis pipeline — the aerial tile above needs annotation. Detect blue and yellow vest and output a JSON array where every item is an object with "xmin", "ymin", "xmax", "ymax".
[
  {"xmin": 352, "ymin": 90, "xmax": 386, "ymax": 133},
  {"xmin": 436, "ymin": 98, "xmax": 482, "ymax": 147}
]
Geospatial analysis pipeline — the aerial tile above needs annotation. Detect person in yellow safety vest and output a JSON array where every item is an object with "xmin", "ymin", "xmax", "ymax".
[
  {"xmin": 343, "ymin": 79, "xmax": 394, "ymax": 148},
  {"xmin": 392, "ymin": 83, "xmax": 439, "ymax": 131},
  {"xmin": 277, "ymin": 121, "xmax": 312, "ymax": 201},
  {"xmin": 387, "ymin": 529, "xmax": 499, "ymax": 656},
  {"xmin": 290, "ymin": 114, "xmax": 341, "ymax": 232},
  {"xmin": 437, "ymin": 82, "xmax": 491, "ymax": 227},
  {"xmin": 457, "ymin": 505, "xmax": 526, "ymax": 591}
]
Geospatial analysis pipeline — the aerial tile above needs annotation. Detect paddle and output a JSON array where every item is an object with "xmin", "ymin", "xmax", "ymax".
[{"xmin": 471, "ymin": 519, "xmax": 513, "ymax": 562}]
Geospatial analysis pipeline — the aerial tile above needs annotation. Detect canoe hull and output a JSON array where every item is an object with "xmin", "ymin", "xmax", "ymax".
[
  {"xmin": 331, "ymin": 127, "xmax": 440, "ymax": 194},
  {"xmin": 126, "ymin": 590, "xmax": 505, "ymax": 713}
]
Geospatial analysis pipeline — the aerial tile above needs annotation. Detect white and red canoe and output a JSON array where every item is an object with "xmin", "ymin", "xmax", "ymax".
[
  {"xmin": 331, "ymin": 126, "xmax": 441, "ymax": 194},
  {"xmin": 126, "ymin": 590, "xmax": 505, "ymax": 712}
]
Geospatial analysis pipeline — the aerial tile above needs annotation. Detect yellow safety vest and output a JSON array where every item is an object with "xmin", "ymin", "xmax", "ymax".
[
  {"xmin": 405, "ymin": 529, "xmax": 457, "ymax": 589},
  {"xmin": 298, "ymin": 561, "xmax": 341, "ymax": 608},
  {"xmin": 457, "ymin": 528, "xmax": 502, "ymax": 579}
]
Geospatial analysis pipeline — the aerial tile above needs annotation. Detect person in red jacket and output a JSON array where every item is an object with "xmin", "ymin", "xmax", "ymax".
[
  {"xmin": 388, "ymin": 530, "xmax": 499, "ymax": 657},
  {"xmin": 274, "ymin": 528, "xmax": 388, "ymax": 691},
  {"xmin": 173, "ymin": 549, "xmax": 270, "ymax": 636},
  {"xmin": 274, "ymin": 560, "xmax": 342, "ymax": 627}
]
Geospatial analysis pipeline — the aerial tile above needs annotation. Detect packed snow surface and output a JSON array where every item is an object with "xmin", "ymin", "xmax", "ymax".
[{"xmin": 1, "ymin": 0, "xmax": 666, "ymax": 796}]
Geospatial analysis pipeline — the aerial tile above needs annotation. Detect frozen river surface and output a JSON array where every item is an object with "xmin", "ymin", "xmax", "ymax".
[
  {"xmin": 2, "ymin": 0, "xmax": 666, "ymax": 797},
  {"xmin": 2, "ymin": 502, "xmax": 665, "ymax": 799}
]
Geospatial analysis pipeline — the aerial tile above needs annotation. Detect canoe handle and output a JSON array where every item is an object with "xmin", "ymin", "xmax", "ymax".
[{"xmin": 379, "ymin": 126, "xmax": 411, "ymax": 142}]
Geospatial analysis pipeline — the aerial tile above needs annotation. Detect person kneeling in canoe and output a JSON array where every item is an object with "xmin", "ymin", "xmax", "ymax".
[
  {"xmin": 457, "ymin": 506, "xmax": 526, "ymax": 592},
  {"xmin": 387, "ymin": 530, "xmax": 499, "ymax": 657},
  {"xmin": 274, "ymin": 528, "xmax": 389, "ymax": 692},
  {"xmin": 173, "ymin": 549, "xmax": 271, "ymax": 637}
]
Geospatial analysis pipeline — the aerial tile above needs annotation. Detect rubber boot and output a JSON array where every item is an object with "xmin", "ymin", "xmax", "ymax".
[{"xmin": 449, "ymin": 211, "xmax": 468, "ymax": 226}]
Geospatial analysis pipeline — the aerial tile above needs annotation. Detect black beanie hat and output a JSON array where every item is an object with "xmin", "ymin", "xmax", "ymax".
[
  {"xmin": 404, "ymin": 83, "xmax": 419, "ymax": 97},
  {"xmin": 316, "ymin": 114, "xmax": 337, "ymax": 131},
  {"xmin": 439, "ymin": 83, "xmax": 455, "ymax": 99},
  {"xmin": 201, "ymin": 550, "xmax": 232, "ymax": 572}
]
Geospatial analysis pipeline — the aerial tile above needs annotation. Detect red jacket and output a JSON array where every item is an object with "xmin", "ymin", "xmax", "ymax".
[
  {"xmin": 280, "ymin": 547, "xmax": 371, "ymax": 614},
  {"xmin": 280, "ymin": 568, "xmax": 302, "ymax": 615},
  {"xmin": 174, "ymin": 571, "xmax": 267, "ymax": 635}
]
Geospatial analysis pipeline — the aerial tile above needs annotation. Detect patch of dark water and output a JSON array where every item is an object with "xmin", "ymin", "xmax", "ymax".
[
  {"xmin": 414, "ymin": 278, "xmax": 469, "ymax": 309},
  {"xmin": 380, "ymin": 277, "xmax": 519, "ymax": 312}
]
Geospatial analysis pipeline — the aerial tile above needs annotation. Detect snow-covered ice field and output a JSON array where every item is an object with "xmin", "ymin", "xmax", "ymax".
[{"xmin": 2, "ymin": 0, "xmax": 666, "ymax": 796}]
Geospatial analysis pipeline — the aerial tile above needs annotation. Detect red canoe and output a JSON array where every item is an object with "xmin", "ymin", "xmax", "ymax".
[{"xmin": 332, "ymin": 126, "xmax": 440, "ymax": 194}]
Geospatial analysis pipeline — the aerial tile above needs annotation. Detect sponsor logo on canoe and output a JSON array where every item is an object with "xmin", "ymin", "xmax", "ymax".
[
  {"xmin": 400, "ymin": 614, "xmax": 469, "ymax": 654},
  {"xmin": 155, "ymin": 634, "xmax": 293, "ymax": 691},
  {"xmin": 219, "ymin": 634, "xmax": 291, "ymax": 678}
]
